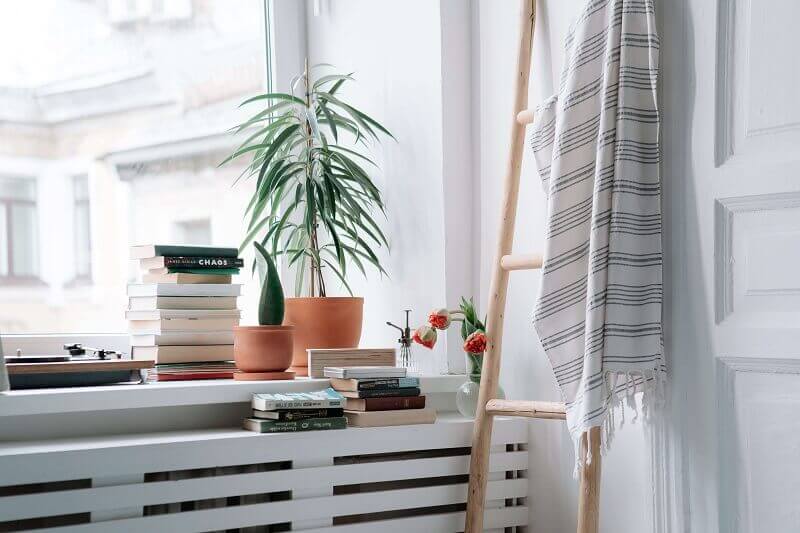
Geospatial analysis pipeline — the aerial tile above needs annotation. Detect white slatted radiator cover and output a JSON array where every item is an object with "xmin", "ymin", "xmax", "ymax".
[{"xmin": 0, "ymin": 417, "xmax": 529, "ymax": 532}]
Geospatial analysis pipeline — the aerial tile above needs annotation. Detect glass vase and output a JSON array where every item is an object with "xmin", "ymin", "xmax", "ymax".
[{"xmin": 455, "ymin": 352, "xmax": 505, "ymax": 418}]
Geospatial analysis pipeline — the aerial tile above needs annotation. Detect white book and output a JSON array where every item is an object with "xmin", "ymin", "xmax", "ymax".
[
  {"xmin": 128, "ymin": 296, "xmax": 238, "ymax": 311},
  {"xmin": 142, "ymin": 272, "xmax": 232, "ymax": 284},
  {"xmin": 126, "ymin": 309, "xmax": 241, "ymax": 321},
  {"xmin": 128, "ymin": 284, "xmax": 242, "ymax": 297},
  {"xmin": 130, "ymin": 331, "xmax": 235, "ymax": 346},
  {"xmin": 128, "ymin": 317, "xmax": 240, "ymax": 334},
  {"xmin": 323, "ymin": 366, "xmax": 408, "ymax": 379},
  {"xmin": 131, "ymin": 344, "xmax": 234, "ymax": 364}
]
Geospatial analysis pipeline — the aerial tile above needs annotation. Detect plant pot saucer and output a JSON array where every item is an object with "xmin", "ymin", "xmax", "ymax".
[
  {"xmin": 289, "ymin": 366, "xmax": 308, "ymax": 377},
  {"xmin": 233, "ymin": 370, "xmax": 296, "ymax": 381}
]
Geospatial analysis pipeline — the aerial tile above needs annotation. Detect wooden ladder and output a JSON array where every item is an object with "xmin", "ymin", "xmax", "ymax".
[{"xmin": 464, "ymin": 1, "xmax": 601, "ymax": 532}]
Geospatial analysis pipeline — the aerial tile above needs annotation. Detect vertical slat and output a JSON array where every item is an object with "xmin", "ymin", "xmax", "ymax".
[
  {"xmin": 577, "ymin": 426, "xmax": 602, "ymax": 533},
  {"xmin": 292, "ymin": 456, "xmax": 333, "ymax": 530},
  {"xmin": 90, "ymin": 474, "xmax": 143, "ymax": 523},
  {"xmin": 464, "ymin": 0, "xmax": 536, "ymax": 531}
]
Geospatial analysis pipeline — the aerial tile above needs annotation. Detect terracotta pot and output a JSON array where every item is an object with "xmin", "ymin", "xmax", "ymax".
[
  {"xmin": 233, "ymin": 325, "xmax": 294, "ymax": 373},
  {"xmin": 283, "ymin": 297, "xmax": 364, "ymax": 376}
]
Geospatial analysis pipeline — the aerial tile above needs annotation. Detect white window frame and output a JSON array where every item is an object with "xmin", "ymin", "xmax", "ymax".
[{"xmin": 0, "ymin": 0, "xmax": 307, "ymax": 355}]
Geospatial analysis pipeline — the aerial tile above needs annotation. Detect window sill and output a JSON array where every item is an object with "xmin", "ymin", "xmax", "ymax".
[{"xmin": 0, "ymin": 374, "xmax": 468, "ymax": 418}]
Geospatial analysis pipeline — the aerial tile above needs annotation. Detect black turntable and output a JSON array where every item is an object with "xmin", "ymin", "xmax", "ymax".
[{"xmin": 4, "ymin": 344, "xmax": 153, "ymax": 389}]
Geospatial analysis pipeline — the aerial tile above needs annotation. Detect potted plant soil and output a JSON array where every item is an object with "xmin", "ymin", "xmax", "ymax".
[
  {"xmin": 224, "ymin": 63, "xmax": 394, "ymax": 376},
  {"xmin": 233, "ymin": 243, "xmax": 295, "ymax": 380}
]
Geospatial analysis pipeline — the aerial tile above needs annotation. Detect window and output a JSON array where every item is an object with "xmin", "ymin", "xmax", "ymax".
[
  {"xmin": 73, "ymin": 175, "xmax": 92, "ymax": 281},
  {"xmin": 0, "ymin": 0, "xmax": 276, "ymax": 334},
  {"xmin": 0, "ymin": 177, "xmax": 39, "ymax": 282},
  {"xmin": 173, "ymin": 219, "xmax": 212, "ymax": 246}
]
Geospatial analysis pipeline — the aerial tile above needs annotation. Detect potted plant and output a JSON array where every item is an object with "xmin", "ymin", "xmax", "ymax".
[
  {"xmin": 233, "ymin": 242, "xmax": 294, "ymax": 380},
  {"xmin": 223, "ymin": 64, "xmax": 393, "ymax": 376},
  {"xmin": 412, "ymin": 298, "xmax": 505, "ymax": 418}
]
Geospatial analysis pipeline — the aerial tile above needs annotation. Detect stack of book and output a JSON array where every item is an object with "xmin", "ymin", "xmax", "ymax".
[
  {"xmin": 325, "ymin": 366, "xmax": 436, "ymax": 427},
  {"xmin": 243, "ymin": 388, "xmax": 347, "ymax": 433},
  {"xmin": 127, "ymin": 244, "xmax": 243, "ymax": 382}
]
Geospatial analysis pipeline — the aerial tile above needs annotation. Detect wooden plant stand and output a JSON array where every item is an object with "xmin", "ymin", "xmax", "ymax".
[{"xmin": 464, "ymin": 1, "xmax": 601, "ymax": 532}]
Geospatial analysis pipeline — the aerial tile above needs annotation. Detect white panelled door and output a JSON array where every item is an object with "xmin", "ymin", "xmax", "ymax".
[{"xmin": 662, "ymin": 0, "xmax": 800, "ymax": 532}]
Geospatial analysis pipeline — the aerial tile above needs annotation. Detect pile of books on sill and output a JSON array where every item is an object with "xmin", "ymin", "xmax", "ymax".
[
  {"xmin": 326, "ymin": 366, "xmax": 436, "ymax": 427},
  {"xmin": 243, "ymin": 388, "xmax": 347, "ymax": 433},
  {"xmin": 127, "ymin": 244, "xmax": 242, "ymax": 382}
]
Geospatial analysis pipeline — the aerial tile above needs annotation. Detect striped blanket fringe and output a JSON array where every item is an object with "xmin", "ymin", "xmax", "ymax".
[{"xmin": 529, "ymin": 0, "xmax": 665, "ymax": 476}]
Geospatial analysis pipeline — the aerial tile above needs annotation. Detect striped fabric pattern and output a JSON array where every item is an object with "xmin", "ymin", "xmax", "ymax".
[{"xmin": 530, "ymin": 0, "xmax": 664, "ymax": 462}]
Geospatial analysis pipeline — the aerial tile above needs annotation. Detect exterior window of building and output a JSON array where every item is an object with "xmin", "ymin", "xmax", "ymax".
[
  {"xmin": 73, "ymin": 175, "xmax": 91, "ymax": 281},
  {"xmin": 173, "ymin": 219, "xmax": 212, "ymax": 246},
  {"xmin": 0, "ymin": 0, "xmax": 275, "ymax": 334},
  {"xmin": 0, "ymin": 177, "xmax": 39, "ymax": 283}
]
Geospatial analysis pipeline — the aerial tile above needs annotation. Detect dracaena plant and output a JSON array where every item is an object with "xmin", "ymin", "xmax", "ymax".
[{"xmin": 222, "ymin": 65, "xmax": 394, "ymax": 297}]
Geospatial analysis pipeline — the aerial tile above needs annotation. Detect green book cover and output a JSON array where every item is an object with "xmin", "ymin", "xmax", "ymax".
[
  {"xmin": 165, "ymin": 267, "xmax": 241, "ymax": 275},
  {"xmin": 136, "ymin": 245, "xmax": 239, "ymax": 258},
  {"xmin": 243, "ymin": 416, "xmax": 347, "ymax": 433}
]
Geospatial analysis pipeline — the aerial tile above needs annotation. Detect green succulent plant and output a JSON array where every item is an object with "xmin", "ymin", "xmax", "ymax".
[
  {"xmin": 253, "ymin": 241, "xmax": 284, "ymax": 326},
  {"xmin": 223, "ymin": 64, "xmax": 394, "ymax": 297}
]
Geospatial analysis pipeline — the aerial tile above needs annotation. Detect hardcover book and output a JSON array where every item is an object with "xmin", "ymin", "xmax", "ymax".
[
  {"xmin": 343, "ymin": 408, "xmax": 436, "ymax": 427},
  {"xmin": 243, "ymin": 416, "xmax": 347, "ymax": 433},
  {"xmin": 140, "ymin": 256, "xmax": 244, "ymax": 270},
  {"xmin": 148, "ymin": 267, "xmax": 240, "ymax": 276},
  {"xmin": 128, "ymin": 317, "xmax": 240, "ymax": 334},
  {"xmin": 329, "ymin": 377, "xmax": 420, "ymax": 392},
  {"xmin": 251, "ymin": 408, "xmax": 344, "ymax": 421},
  {"xmin": 130, "ymin": 244, "xmax": 239, "ymax": 260},
  {"xmin": 127, "ymin": 284, "xmax": 242, "ymax": 297},
  {"xmin": 251, "ymin": 388, "xmax": 345, "ymax": 411},
  {"xmin": 338, "ymin": 387, "xmax": 420, "ymax": 399},
  {"xmin": 344, "ymin": 395, "xmax": 427, "ymax": 412}
]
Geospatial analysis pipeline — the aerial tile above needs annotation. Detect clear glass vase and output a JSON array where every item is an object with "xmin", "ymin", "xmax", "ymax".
[
  {"xmin": 455, "ymin": 352, "xmax": 505, "ymax": 418},
  {"xmin": 399, "ymin": 342, "xmax": 419, "ymax": 374}
]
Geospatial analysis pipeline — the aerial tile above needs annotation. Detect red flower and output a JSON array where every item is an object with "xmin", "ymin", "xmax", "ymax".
[
  {"xmin": 464, "ymin": 331, "xmax": 487, "ymax": 354},
  {"xmin": 413, "ymin": 325, "xmax": 438, "ymax": 349},
  {"xmin": 428, "ymin": 308, "xmax": 451, "ymax": 330}
]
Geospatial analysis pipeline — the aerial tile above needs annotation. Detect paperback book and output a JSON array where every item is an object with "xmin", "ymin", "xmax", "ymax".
[
  {"xmin": 252, "ymin": 388, "xmax": 345, "ymax": 411},
  {"xmin": 329, "ymin": 377, "xmax": 420, "ymax": 392},
  {"xmin": 251, "ymin": 408, "xmax": 344, "ymax": 421},
  {"xmin": 323, "ymin": 366, "xmax": 407, "ymax": 379},
  {"xmin": 140, "ymin": 256, "xmax": 244, "ymax": 270},
  {"xmin": 130, "ymin": 244, "xmax": 239, "ymax": 260},
  {"xmin": 338, "ymin": 387, "xmax": 421, "ymax": 399},
  {"xmin": 343, "ymin": 408, "xmax": 436, "ymax": 428},
  {"xmin": 243, "ymin": 416, "xmax": 347, "ymax": 433}
]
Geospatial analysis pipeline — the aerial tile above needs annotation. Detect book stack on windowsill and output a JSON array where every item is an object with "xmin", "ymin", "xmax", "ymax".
[
  {"xmin": 127, "ymin": 244, "xmax": 242, "ymax": 382},
  {"xmin": 243, "ymin": 388, "xmax": 347, "ymax": 433},
  {"xmin": 325, "ymin": 367, "xmax": 436, "ymax": 427}
]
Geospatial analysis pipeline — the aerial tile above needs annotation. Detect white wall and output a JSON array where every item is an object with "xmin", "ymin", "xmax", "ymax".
[
  {"xmin": 305, "ymin": 0, "xmax": 471, "ymax": 374},
  {"xmin": 475, "ymin": 1, "xmax": 653, "ymax": 531},
  {"xmin": 306, "ymin": 1, "xmax": 657, "ymax": 530}
]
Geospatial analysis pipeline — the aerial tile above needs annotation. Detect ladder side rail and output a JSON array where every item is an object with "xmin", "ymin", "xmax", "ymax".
[{"xmin": 464, "ymin": 1, "xmax": 536, "ymax": 531}]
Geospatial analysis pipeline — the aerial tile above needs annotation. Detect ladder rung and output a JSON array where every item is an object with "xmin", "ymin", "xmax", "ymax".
[
  {"xmin": 485, "ymin": 399, "xmax": 567, "ymax": 420},
  {"xmin": 516, "ymin": 108, "xmax": 535, "ymax": 125},
  {"xmin": 500, "ymin": 253, "xmax": 543, "ymax": 271}
]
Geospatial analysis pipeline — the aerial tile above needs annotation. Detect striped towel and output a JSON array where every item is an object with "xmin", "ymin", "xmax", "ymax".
[{"xmin": 530, "ymin": 0, "xmax": 665, "ymax": 467}]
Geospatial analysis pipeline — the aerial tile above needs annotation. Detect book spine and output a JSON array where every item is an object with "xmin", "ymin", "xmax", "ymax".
[
  {"xmin": 357, "ymin": 377, "xmax": 420, "ymax": 390},
  {"xmin": 361, "ymin": 396, "xmax": 427, "ymax": 411},
  {"xmin": 356, "ymin": 387, "xmax": 420, "ymax": 398},
  {"xmin": 163, "ymin": 256, "xmax": 244, "ymax": 268},
  {"xmin": 246, "ymin": 417, "xmax": 347, "ymax": 433},
  {"xmin": 259, "ymin": 408, "xmax": 344, "ymax": 421},
  {"xmin": 164, "ymin": 267, "xmax": 240, "ymax": 275},
  {"xmin": 253, "ymin": 399, "xmax": 344, "ymax": 410}
]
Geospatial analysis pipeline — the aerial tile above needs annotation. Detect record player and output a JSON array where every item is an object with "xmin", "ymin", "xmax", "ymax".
[{"xmin": 4, "ymin": 344, "xmax": 153, "ymax": 389}]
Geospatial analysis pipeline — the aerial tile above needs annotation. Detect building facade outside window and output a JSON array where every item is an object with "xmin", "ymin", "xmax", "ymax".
[
  {"xmin": 0, "ymin": 177, "xmax": 39, "ymax": 283},
  {"xmin": 72, "ymin": 175, "xmax": 91, "ymax": 282}
]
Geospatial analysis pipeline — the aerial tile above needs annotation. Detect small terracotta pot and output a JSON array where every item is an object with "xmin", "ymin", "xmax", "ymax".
[
  {"xmin": 233, "ymin": 325, "xmax": 294, "ymax": 373},
  {"xmin": 283, "ymin": 297, "xmax": 364, "ymax": 376}
]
